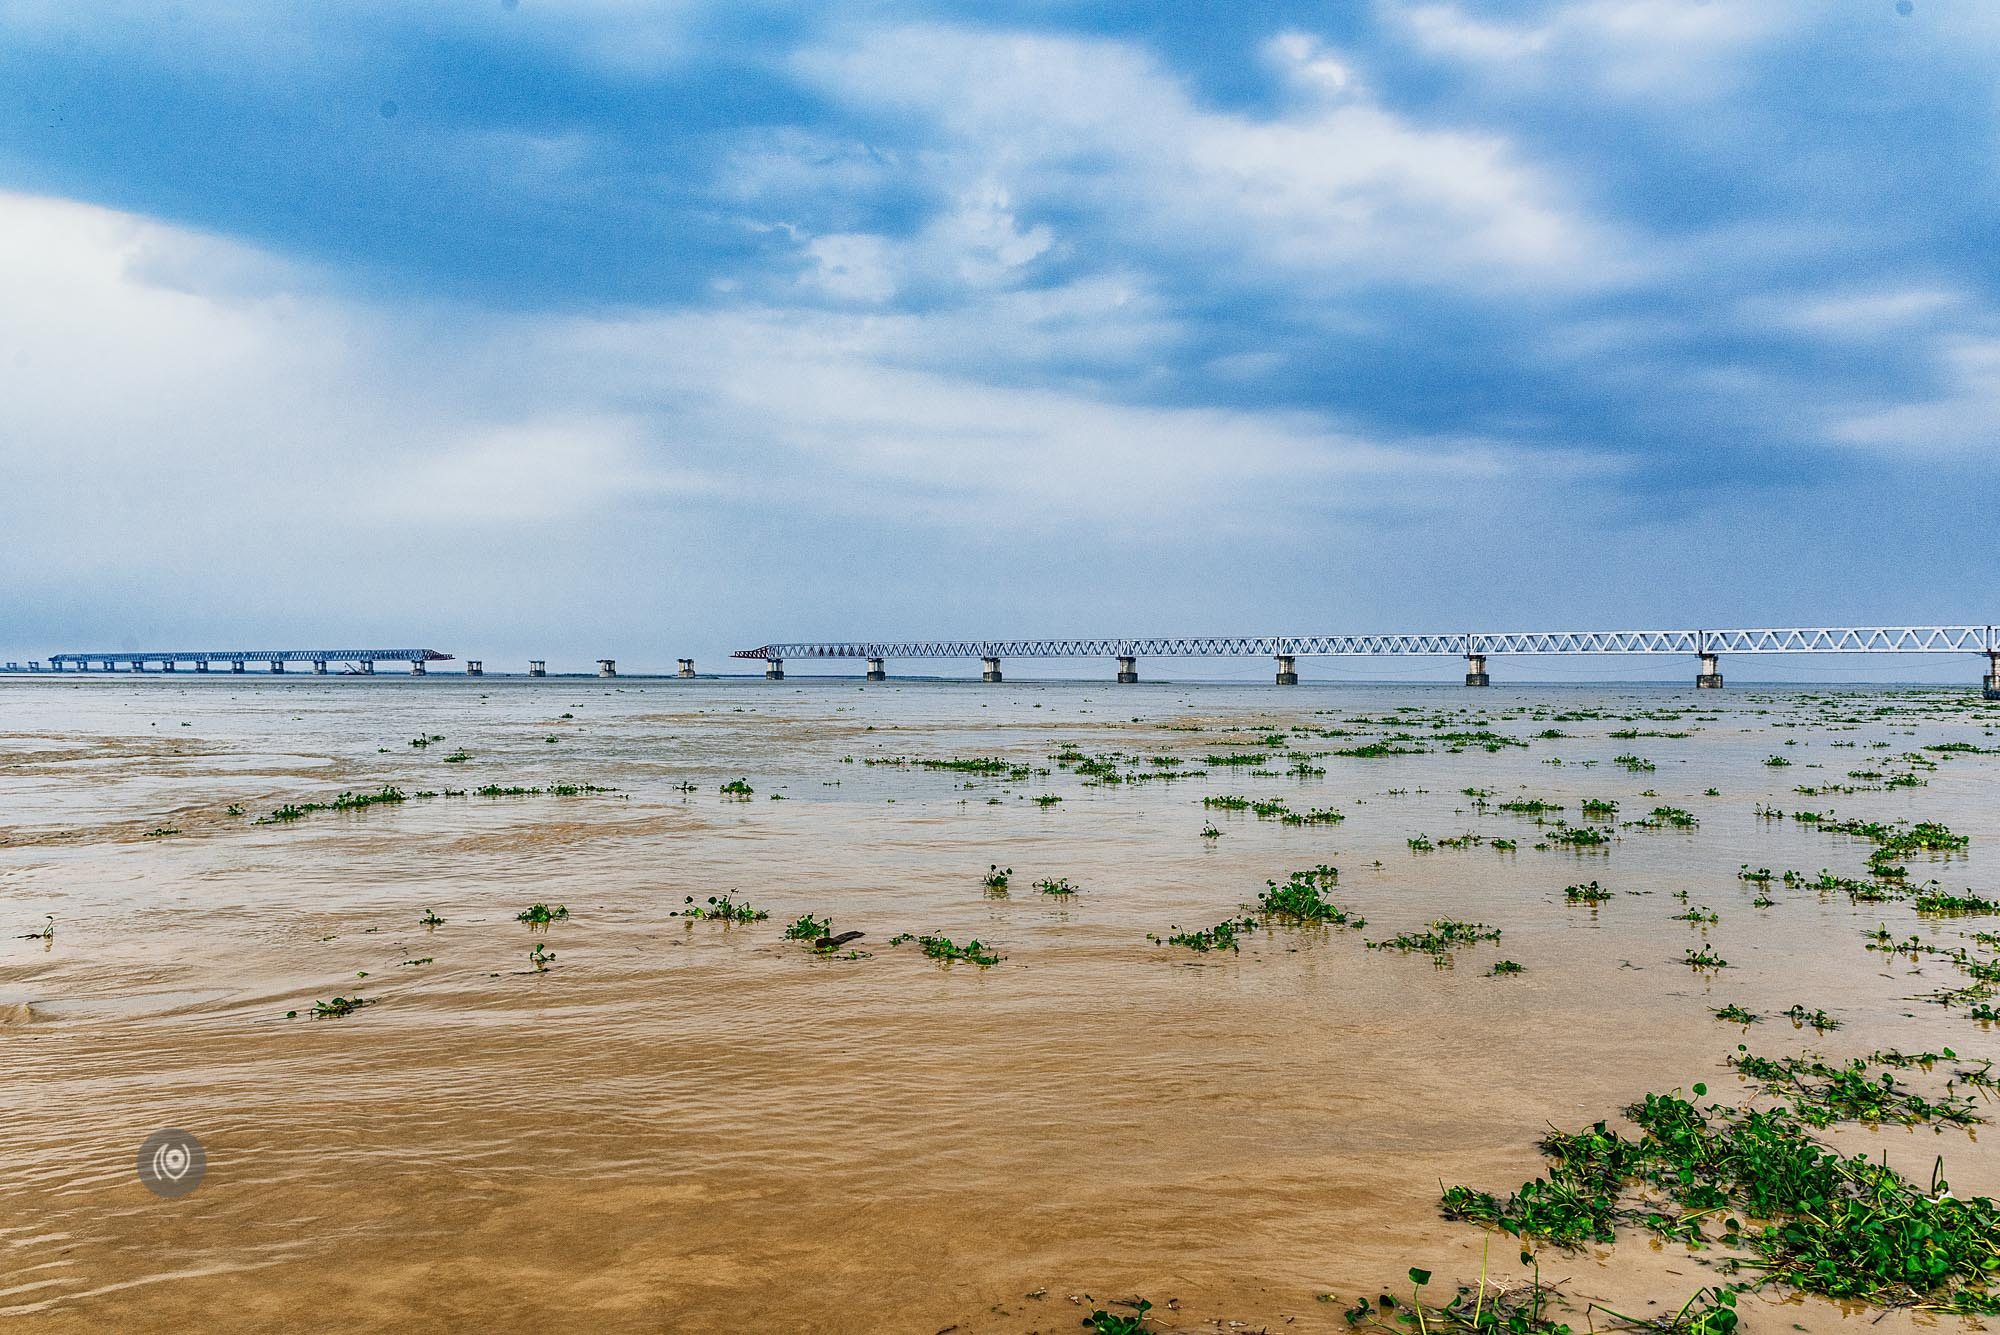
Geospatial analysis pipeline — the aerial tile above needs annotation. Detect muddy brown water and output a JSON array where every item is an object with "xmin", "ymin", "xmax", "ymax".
[{"xmin": 2, "ymin": 678, "xmax": 1996, "ymax": 1332}]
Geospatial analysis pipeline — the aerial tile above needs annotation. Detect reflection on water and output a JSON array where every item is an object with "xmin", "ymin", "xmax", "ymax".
[{"xmin": 1, "ymin": 678, "xmax": 1995, "ymax": 1332}]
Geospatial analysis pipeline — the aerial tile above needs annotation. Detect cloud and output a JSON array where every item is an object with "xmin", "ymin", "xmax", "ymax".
[
  {"xmin": 1832, "ymin": 335, "xmax": 2000, "ymax": 455},
  {"xmin": 792, "ymin": 22, "xmax": 1635, "ymax": 295}
]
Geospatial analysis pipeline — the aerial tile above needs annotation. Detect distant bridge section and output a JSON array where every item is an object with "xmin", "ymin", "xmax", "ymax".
[
  {"xmin": 734, "ymin": 626, "xmax": 2000, "ymax": 695},
  {"xmin": 46, "ymin": 648, "xmax": 453, "ymax": 676}
]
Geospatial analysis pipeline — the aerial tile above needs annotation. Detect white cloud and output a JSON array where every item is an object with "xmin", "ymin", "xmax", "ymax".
[
  {"xmin": 0, "ymin": 189, "xmax": 1613, "ymax": 573},
  {"xmin": 793, "ymin": 23, "xmax": 1636, "ymax": 295},
  {"xmin": 1753, "ymin": 286, "xmax": 1961, "ymax": 338},
  {"xmin": 1387, "ymin": 0, "xmax": 1792, "ymax": 98},
  {"xmin": 1832, "ymin": 335, "xmax": 2000, "ymax": 455}
]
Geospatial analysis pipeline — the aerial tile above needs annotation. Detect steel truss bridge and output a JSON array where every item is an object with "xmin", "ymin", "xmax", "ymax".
[
  {"xmin": 734, "ymin": 626, "xmax": 2000, "ymax": 694},
  {"xmin": 46, "ymin": 648, "xmax": 453, "ymax": 675}
]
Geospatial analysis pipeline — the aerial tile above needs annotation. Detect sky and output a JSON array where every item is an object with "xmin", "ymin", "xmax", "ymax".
[{"xmin": 1, "ymin": 0, "xmax": 1996, "ymax": 681}]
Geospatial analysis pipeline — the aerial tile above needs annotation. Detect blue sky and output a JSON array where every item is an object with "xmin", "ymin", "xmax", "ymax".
[{"xmin": 1, "ymin": 1, "xmax": 1994, "ymax": 678}]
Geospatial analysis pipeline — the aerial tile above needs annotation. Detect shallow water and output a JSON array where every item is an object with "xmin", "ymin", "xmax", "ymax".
[{"xmin": 2, "ymin": 677, "xmax": 1996, "ymax": 1332}]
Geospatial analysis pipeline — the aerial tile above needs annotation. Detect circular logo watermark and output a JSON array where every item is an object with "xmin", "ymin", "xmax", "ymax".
[{"xmin": 135, "ymin": 1129, "xmax": 206, "ymax": 1199}]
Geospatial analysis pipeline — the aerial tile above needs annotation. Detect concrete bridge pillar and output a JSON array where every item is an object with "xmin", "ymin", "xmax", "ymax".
[
  {"xmin": 160, "ymin": 659, "xmax": 175, "ymax": 672},
  {"xmin": 409, "ymin": 660, "xmax": 426, "ymax": 676},
  {"xmin": 360, "ymin": 661, "xmax": 375, "ymax": 675},
  {"xmin": 1696, "ymin": 652, "xmax": 1723, "ymax": 689},
  {"xmin": 678, "ymin": 659, "xmax": 696, "ymax": 679},
  {"xmin": 1115, "ymin": 655, "xmax": 1138, "ymax": 684},
  {"xmin": 765, "ymin": 658, "xmax": 785, "ymax": 681},
  {"xmin": 1465, "ymin": 653, "xmax": 1490, "ymax": 687},
  {"xmin": 311, "ymin": 660, "xmax": 328, "ymax": 675},
  {"xmin": 195, "ymin": 660, "xmax": 208, "ymax": 672},
  {"xmin": 597, "ymin": 659, "xmax": 616, "ymax": 677},
  {"xmin": 269, "ymin": 660, "xmax": 285, "ymax": 674},
  {"xmin": 1275, "ymin": 654, "xmax": 1297, "ymax": 686},
  {"xmin": 230, "ymin": 660, "xmax": 246, "ymax": 674},
  {"xmin": 981, "ymin": 656, "xmax": 1003, "ymax": 683},
  {"xmin": 528, "ymin": 660, "xmax": 546, "ymax": 677},
  {"xmin": 865, "ymin": 657, "xmax": 886, "ymax": 682},
  {"xmin": 466, "ymin": 660, "xmax": 483, "ymax": 676},
  {"xmin": 1984, "ymin": 651, "xmax": 1999, "ymax": 700}
]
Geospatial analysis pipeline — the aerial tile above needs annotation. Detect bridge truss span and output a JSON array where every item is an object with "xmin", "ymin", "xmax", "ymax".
[{"xmin": 733, "ymin": 625, "xmax": 2000, "ymax": 693}]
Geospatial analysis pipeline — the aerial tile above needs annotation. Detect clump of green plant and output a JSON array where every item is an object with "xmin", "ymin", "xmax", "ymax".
[
  {"xmin": 1200, "ymin": 822, "xmax": 1222, "ymax": 839},
  {"xmin": 784, "ymin": 913, "xmax": 830, "ymax": 941},
  {"xmin": 1407, "ymin": 833, "xmax": 1435, "ymax": 852},
  {"xmin": 1548, "ymin": 825, "xmax": 1612, "ymax": 848},
  {"xmin": 1632, "ymin": 806, "xmax": 1697, "ymax": 829},
  {"xmin": 310, "ymin": 995, "xmax": 372, "ymax": 1018},
  {"xmin": 1081, "ymin": 1298, "xmax": 1152, "ymax": 1334},
  {"xmin": 1490, "ymin": 959, "xmax": 1524, "ymax": 976},
  {"xmin": 982, "ymin": 864, "xmax": 1012, "ymax": 891},
  {"xmin": 517, "ymin": 903, "xmax": 570, "ymax": 924},
  {"xmin": 1782, "ymin": 1004, "xmax": 1840, "ymax": 1032},
  {"xmin": 1713, "ymin": 1003, "xmax": 1760, "ymax": 1024},
  {"xmin": 1729, "ymin": 1051, "xmax": 1977, "ymax": 1127},
  {"xmin": 1763, "ymin": 754, "xmax": 1792, "ymax": 767},
  {"xmin": 1151, "ymin": 916, "xmax": 1259, "ymax": 953},
  {"xmin": 419, "ymin": 908, "xmax": 444, "ymax": 927},
  {"xmin": 1256, "ymin": 866, "xmax": 1361, "ymax": 926},
  {"xmin": 888, "ymin": 933, "xmax": 1001, "ymax": 966},
  {"xmin": 441, "ymin": 749, "xmax": 471, "ymax": 764},
  {"xmin": 1673, "ymin": 907, "xmax": 1719, "ymax": 925},
  {"xmin": 1369, "ymin": 919, "xmax": 1502, "ymax": 957},
  {"xmin": 1033, "ymin": 793, "xmax": 1062, "ymax": 807},
  {"xmin": 1034, "ymin": 876, "xmax": 1079, "ymax": 897},
  {"xmin": 1613, "ymin": 753, "xmax": 1656, "ymax": 772},
  {"xmin": 1564, "ymin": 881, "xmax": 1612, "ymax": 904},
  {"xmin": 529, "ymin": 942, "xmax": 554, "ymax": 970},
  {"xmin": 675, "ymin": 894, "xmax": 766, "ymax": 922},
  {"xmin": 1580, "ymin": 798, "xmax": 1618, "ymax": 818},
  {"xmin": 1202, "ymin": 794, "xmax": 1251, "ymax": 810},
  {"xmin": 1280, "ymin": 806, "xmax": 1345, "ymax": 825},
  {"xmin": 720, "ymin": 779, "xmax": 753, "ymax": 797}
]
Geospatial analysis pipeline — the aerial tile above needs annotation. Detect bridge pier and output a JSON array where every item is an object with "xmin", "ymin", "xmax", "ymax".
[
  {"xmin": 1696, "ymin": 652, "xmax": 1723, "ymax": 689},
  {"xmin": 766, "ymin": 658, "xmax": 785, "ymax": 681},
  {"xmin": 409, "ymin": 660, "xmax": 426, "ymax": 676},
  {"xmin": 160, "ymin": 659, "xmax": 175, "ymax": 672},
  {"xmin": 230, "ymin": 660, "xmax": 245, "ymax": 674},
  {"xmin": 311, "ymin": 660, "xmax": 328, "ymax": 675},
  {"xmin": 865, "ymin": 657, "xmax": 886, "ymax": 682},
  {"xmin": 466, "ymin": 660, "xmax": 483, "ymax": 677},
  {"xmin": 1115, "ymin": 655, "xmax": 1137, "ymax": 684},
  {"xmin": 981, "ymin": 656, "xmax": 1003, "ymax": 683},
  {"xmin": 1275, "ymin": 654, "xmax": 1297, "ymax": 686},
  {"xmin": 1985, "ymin": 651, "xmax": 1999, "ymax": 700},
  {"xmin": 269, "ymin": 660, "xmax": 285, "ymax": 674},
  {"xmin": 679, "ymin": 658, "xmax": 696, "ymax": 679},
  {"xmin": 1465, "ymin": 653, "xmax": 1490, "ymax": 687},
  {"xmin": 195, "ymin": 661, "xmax": 209, "ymax": 673},
  {"xmin": 528, "ymin": 660, "xmax": 546, "ymax": 677},
  {"xmin": 359, "ymin": 661, "xmax": 375, "ymax": 675},
  {"xmin": 597, "ymin": 659, "xmax": 617, "ymax": 677}
]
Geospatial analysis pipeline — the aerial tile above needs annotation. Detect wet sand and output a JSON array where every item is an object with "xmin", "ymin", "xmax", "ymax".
[{"xmin": 2, "ymin": 678, "xmax": 1996, "ymax": 1332}]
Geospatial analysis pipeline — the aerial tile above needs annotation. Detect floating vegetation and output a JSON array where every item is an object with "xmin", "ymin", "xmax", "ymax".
[
  {"xmin": 419, "ymin": 909, "xmax": 444, "ymax": 927},
  {"xmin": 1033, "ymin": 794, "xmax": 1062, "ymax": 807},
  {"xmin": 529, "ymin": 942, "xmax": 554, "ymax": 971},
  {"xmin": 1564, "ymin": 881, "xmax": 1612, "ymax": 904},
  {"xmin": 784, "ymin": 913, "xmax": 830, "ymax": 941},
  {"xmin": 1580, "ymin": 798, "xmax": 1619, "ymax": 818},
  {"xmin": 887, "ymin": 933, "xmax": 1001, "ymax": 966},
  {"xmin": 1033, "ymin": 877, "xmax": 1079, "ymax": 897},
  {"xmin": 1713, "ymin": 1003, "xmax": 1760, "ymax": 1024},
  {"xmin": 1441, "ymin": 1081, "xmax": 1999, "ymax": 1314},
  {"xmin": 1631, "ymin": 806, "xmax": 1697, "ymax": 830},
  {"xmin": 517, "ymin": 903, "xmax": 570, "ymax": 924},
  {"xmin": 1407, "ymin": 834, "xmax": 1435, "ymax": 852},
  {"xmin": 1151, "ymin": 916, "xmax": 1258, "ymax": 953},
  {"xmin": 441, "ymin": 749, "xmax": 471, "ymax": 764},
  {"xmin": 1490, "ymin": 959, "xmax": 1524, "ymax": 975},
  {"xmin": 1681, "ymin": 946, "xmax": 1727, "ymax": 969},
  {"xmin": 1204, "ymin": 752, "xmax": 1268, "ymax": 767},
  {"xmin": 258, "ymin": 786, "xmax": 407, "ymax": 823},
  {"xmin": 1202, "ymin": 795, "xmax": 1251, "ymax": 810},
  {"xmin": 1368, "ymin": 919, "xmax": 1502, "ymax": 958},
  {"xmin": 982, "ymin": 865, "xmax": 1013, "ymax": 891},
  {"xmin": 309, "ymin": 995, "xmax": 372, "ymax": 1018},
  {"xmin": 1081, "ymin": 1298, "xmax": 1152, "ymax": 1334},
  {"xmin": 720, "ymin": 779, "xmax": 754, "ymax": 797},
  {"xmin": 410, "ymin": 734, "xmax": 445, "ymax": 748},
  {"xmin": 1914, "ymin": 890, "xmax": 1999, "ymax": 916},
  {"xmin": 1498, "ymin": 798, "xmax": 1563, "ymax": 815},
  {"xmin": 1781, "ymin": 1005, "xmax": 1840, "ymax": 1032},
  {"xmin": 1729, "ymin": 1051, "xmax": 1977, "ymax": 1126},
  {"xmin": 1612, "ymin": 754, "xmax": 1656, "ymax": 772},
  {"xmin": 1280, "ymin": 806, "xmax": 1345, "ymax": 825},
  {"xmin": 1256, "ymin": 866, "xmax": 1361, "ymax": 926},
  {"xmin": 675, "ymin": 894, "xmax": 766, "ymax": 922},
  {"xmin": 1548, "ymin": 825, "xmax": 1612, "ymax": 848},
  {"xmin": 1199, "ymin": 822, "xmax": 1222, "ymax": 839}
]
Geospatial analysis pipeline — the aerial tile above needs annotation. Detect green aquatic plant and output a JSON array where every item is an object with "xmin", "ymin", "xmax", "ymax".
[
  {"xmin": 1151, "ymin": 916, "xmax": 1258, "ymax": 953},
  {"xmin": 1490, "ymin": 959, "xmax": 1524, "ymax": 975},
  {"xmin": 1564, "ymin": 881, "xmax": 1612, "ymax": 904},
  {"xmin": 784, "ymin": 913, "xmax": 830, "ymax": 941},
  {"xmin": 529, "ymin": 942, "xmax": 554, "ymax": 970},
  {"xmin": 1781, "ymin": 1004, "xmax": 1840, "ymax": 1032},
  {"xmin": 1712, "ymin": 1003, "xmax": 1760, "ymax": 1024},
  {"xmin": 517, "ymin": 903, "xmax": 570, "ymax": 924},
  {"xmin": 311, "ymin": 995, "xmax": 372, "ymax": 1018},
  {"xmin": 419, "ymin": 908, "xmax": 444, "ymax": 927},
  {"xmin": 1032, "ymin": 794, "xmax": 1062, "ymax": 807},
  {"xmin": 1034, "ymin": 877, "xmax": 1079, "ymax": 897},
  {"xmin": 1681, "ymin": 946, "xmax": 1727, "ymax": 970},
  {"xmin": 982, "ymin": 864, "xmax": 1013, "ymax": 890},
  {"xmin": 1255, "ymin": 866, "xmax": 1360, "ymax": 926},
  {"xmin": 1580, "ymin": 798, "xmax": 1619, "ymax": 818},
  {"xmin": 888, "ymin": 933, "xmax": 1001, "ymax": 966},
  {"xmin": 1202, "ymin": 794, "xmax": 1251, "ymax": 810},
  {"xmin": 675, "ymin": 894, "xmax": 766, "ymax": 922},
  {"xmin": 1081, "ymin": 1298, "xmax": 1152, "ymax": 1334},
  {"xmin": 720, "ymin": 779, "xmax": 753, "ymax": 797},
  {"xmin": 1369, "ymin": 919, "xmax": 1502, "ymax": 956}
]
